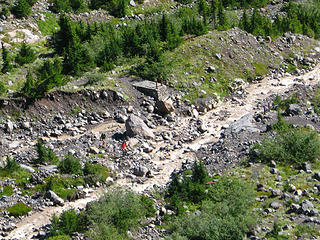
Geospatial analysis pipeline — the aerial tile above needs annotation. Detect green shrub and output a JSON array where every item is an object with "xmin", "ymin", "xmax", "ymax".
[
  {"xmin": 26, "ymin": 0, "xmax": 38, "ymax": 6},
  {"xmin": 273, "ymin": 94, "xmax": 298, "ymax": 111},
  {"xmin": 36, "ymin": 12, "xmax": 59, "ymax": 36},
  {"xmin": 1, "ymin": 43, "xmax": 12, "ymax": 74},
  {"xmin": 0, "ymin": 185, "xmax": 14, "ymax": 197},
  {"xmin": 166, "ymin": 177, "xmax": 256, "ymax": 240},
  {"xmin": 3, "ymin": 157, "xmax": 20, "ymax": 173},
  {"xmin": 86, "ymin": 225, "xmax": 128, "ymax": 240},
  {"xmin": 83, "ymin": 162, "xmax": 108, "ymax": 185},
  {"xmin": 48, "ymin": 235, "xmax": 71, "ymax": 240},
  {"xmin": 0, "ymin": 6, "xmax": 10, "ymax": 18},
  {"xmin": 15, "ymin": 42, "xmax": 37, "ymax": 66},
  {"xmin": 84, "ymin": 71, "xmax": 104, "ymax": 85},
  {"xmin": 312, "ymin": 87, "xmax": 320, "ymax": 114},
  {"xmin": 84, "ymin": 189, "xmax": 155, "ymax": 237},
  {"xmin": 251, "ymin": 128, "xmax": 320, "ymax": 167},
  {"xmin": 0, "ymin": 81, "xmax": 5, "ymax": 96},
  {"xmin": 11, "ymin": 0, "xmax": 32, "ymax": 18},
  {"xmin": 49, "ymin": 209, "xmax": 81, "ymax": 236},
  {"xmin": 33, "ymin": 139, "xmax": 59, "ymax": 165},
  {"xmin": 6, "ymin": 202, "xmax": 32, "ymax": 217},
  {"xmin": 58, "ymin": 155, "xmax": 82, "ymax": 174},
  {"xmin": 90, "ymin": 0, "xmax": 129, "ymax": 17},
  {"xmin": 21, "ymin": 59, "xmax": 65, "ymax": 98},
  {"xmin": 45, "ymin": 176, "xmax": 84, "ymax": 199},
  {"xmin": 166, "ymin": 160, "xmax": 209, "ymax": 214}
]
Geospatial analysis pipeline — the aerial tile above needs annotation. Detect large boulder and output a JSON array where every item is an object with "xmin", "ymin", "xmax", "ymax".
[
  {"xmin": 45, "ymin": 190, "xmax": 64, "ymax": 206},
  {"xmin": 155, "ymin": 97, "xmax": 174, "ymax": 115},
  {"xmin": 125, "ymin": 115, "xmax": 155, "ymax": 140}
]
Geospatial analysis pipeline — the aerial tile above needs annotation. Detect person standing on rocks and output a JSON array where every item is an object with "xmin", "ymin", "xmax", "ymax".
[{"xmin": 121, "ymin": 141, "xmax": 127, "ymax": 155}]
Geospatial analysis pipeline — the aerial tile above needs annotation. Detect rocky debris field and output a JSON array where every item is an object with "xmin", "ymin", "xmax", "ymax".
[{"xmin": 0, "ymin": 58, "xmax": 319, "ymax": 239}]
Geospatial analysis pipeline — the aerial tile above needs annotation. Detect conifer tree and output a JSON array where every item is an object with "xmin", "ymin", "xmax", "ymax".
[
  {"xmin": 210, "ymin": 0, "xmax": 217, "ymax": 27},
  {"xmin": 217, "ymin": 0, "xmax": 227, "ymax": 28},
  {"xmin": 21, "ymin": 70, "xmax": 35, "ymax": 97},
  {"xmin": 239, "ymin": 10, "xmax": 249, "ymax": 32},
  {"xmin": 159, "ymin": 13, "xmax": 170, "ymax": 42},
  {"xmin": 0, "ymin": 81, "xmax": 6, "ymax": 96},
  {"xmin": 12, "ymin": 0, "xmax": 32, "ymax": 18},
  {"xmin": 1, "ymin": 43, "xmax": 12, "ymax": 74},
  {"xmin": 198, "ymin": 0, "xmax": 209, "ymax": 24},
  {"xmin": 15, "ymin": 42, "xmax": 37, "ymax": 66},
  {"xmin": 53, "ymin": 15, "xmax": 75, "ymax": 54}
]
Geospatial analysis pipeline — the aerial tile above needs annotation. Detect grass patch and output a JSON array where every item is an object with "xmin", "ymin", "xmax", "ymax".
[
  {"xmin": 6, "ymin": 202, "xmax": 32, "ymax": 217},
  {"xmin": 0, "ymin": 157, "xmax": 31, "ymax": 187},
  {"xmin": 45, "ymin": 176, "xmax": 85, "ymax": 200},
  {"xmin": 273, "ymin": 94, "xmax": 298, "ymax": 112},
  {"xmin": 251, "ymin": 127, "xmax": 320, "ymax": 168},
  {"xmin": 83, "ymin": 162, "xmax": 109, "ymax": 186},
  {"xmin": 36, "ymin": 12, "xmax": 59, "ymax": 36},
  {"xmin": 0, "ymin": 185, "xmax": 13, "ymax": 197},
  {"xmin": 312, "ymin": 86, "xmax": 320, "ymax": 114},
  {"xmin": 253, "ymin": 62, "xmax": 268, "ymax": 76},
  {"xmin": 295, "ymin": 224, "xmax": 319, "ymax": 238}
]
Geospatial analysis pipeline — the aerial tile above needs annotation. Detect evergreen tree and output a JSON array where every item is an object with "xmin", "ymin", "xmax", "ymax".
[
  {"xmin": 198, "ymin": 0, "xmax": 209, "ymax": 24},
  {"xmin": 1, "ymin": 43, "xmax": 12, "ymax": 74},
  {"xmin": 53, "ymin": 15, "xmax": 75, "ymax": 54},
  {"xmin": 37, "ymin": 58, "xmax": 64, "ymax": 95},
  {"xmin": 33, "ymin": 139, "xmax": 59, "ymax": 164},
  {"xmin": 210, "ymin": 0, "xmax": 217, "ymax": 27},
  {"xmin": 239, "ymin": 10, "xmax": 250, "ymax": 32},
  {"xmin": 63, "ymin": 36, "xmax": 93, "ymax": 75},
  {"xmin": 21, "ymin": 70, "xmax": 35, "ymax": 97},
  {"xmin": 159, "ymin": 14, "xmax": 170, "ymax": 42},
  {"xmin": 0, "ymin": 81, "xmax": 6, "ymax": 96},
  {"xmin": 11, "ymin": 0, "xmax": 32, "ymax": 18},
  {"xmin": 217, "ymin": 0, "xmax": 227, "ymax": 28},
  {"xmin": 15, "ymin": 42, "xmax": 37, "ymax": 66},
  {"xmin": 191, "ymin": 160, "xmax": 208, "ymax": 184}
]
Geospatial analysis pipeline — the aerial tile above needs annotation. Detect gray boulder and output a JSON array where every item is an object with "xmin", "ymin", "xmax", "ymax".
[
  {"xmin": 285, "ymin": 104, "xmax": 301, "ymax": 116},
  {"xmin": 230, "ymin": 114, "xmax": 260, "ymax": 134},
  {"xmin": 125, "ymin": 115, "xmax": 155, "ymax": 140},
  {"xmin": 19, "ymin": 164, "xmax": 35, "ymax": 173},
  {"xmin": 45, "ymin": 190, "xmax": 64, "ymax": 206},
  {"xmin": 155, "ymin": 97, "xmax": 174, "ymax": 115},
  {"xmin": 133, "ymin": 166, "xmax": 148, "ymax": 177}
]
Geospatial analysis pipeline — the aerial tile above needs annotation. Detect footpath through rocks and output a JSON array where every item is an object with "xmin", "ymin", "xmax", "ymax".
[{"xmin": 4, "ymin": 65, "xmax": 320, "ymax": 240}]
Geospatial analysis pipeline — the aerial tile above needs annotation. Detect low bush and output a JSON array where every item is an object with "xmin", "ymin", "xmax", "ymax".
[
  {"xmin": 84, "ymin": 71, "xmax": 104, "ymax": 86},
  {"xmin": 0, "ymin": 81, "xmax": 5, "ymax": 96},
  {"xmin": 6, "ymin": 202, "xmax": 32, "ymax": 217},
  {"xmin": 83, "ymin": 162, "xmax": 108, "ymax": 185},
  {"xmin": 33, "ymin": 140, "xmax": 59, "ymax": 165},
  {"xmin": 58, "ymin": 155, "xmax": 82, "ymax": 174},
  {"xmin": 166, "ymin": 177, "xmax": 256, "ymax": 240},
  {"xmin": 48, "ymin": 236, "xmax": 71, "ymax": 240},
  {"xmin": 166, "ymin": 160, "xmax": 209, "ymax": 214},
  {"xmin": 45, "ymin": 176, "xmax": 84, "ymax": 199},
  {"xmin": 84, "ymin": 188, "xmax": 155, "ymax": 238},
  {"xmin": 49, "ymin": 209, "xmax": 81, "ymax": 237},
  {"xmin": 0, "ymin": 6, "xmax": 10, "ymax": 18},
  {"xmin": 11, "ymin": 0, "xmax": 32, "ymax": 18},
  {"xmin": 0, "ymin": 185, "xmax": 14, "ymax": 197},
  {"xmin": 21, "ymin": 59, "xmax": 65, "ymax": 98},
  {"xmin": 273, "ymin": 94, "xmax": 298, "ymax": 111},
  {"xmin": 251, "ymin": 128, "xmax": 320, "ymax": 167},
  {"xmin": 15, "ymin": 42, "xmax": 37, "ymax": 66},
  {"xmin": 312, "ymin": 87, "xmax": 320, "ymax": 114}
]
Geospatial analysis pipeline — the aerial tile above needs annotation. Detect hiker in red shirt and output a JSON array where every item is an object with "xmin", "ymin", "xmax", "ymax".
[{"xmin": 121, "ymin": 141, "xmax": 127, "ymax": 155}]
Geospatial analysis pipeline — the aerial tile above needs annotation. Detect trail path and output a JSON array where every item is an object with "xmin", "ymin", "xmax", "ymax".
[{"xmin": 5, "ymin": 66, "xmax": 320, "ymax": 240}]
